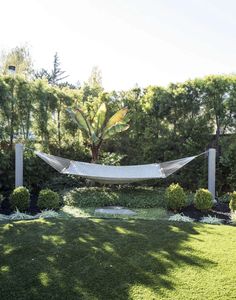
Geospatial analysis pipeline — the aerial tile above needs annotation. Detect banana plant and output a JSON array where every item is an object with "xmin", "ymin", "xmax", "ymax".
[{"xmin": 67, "ymin": 103, "xmax": 129, "ymax": 162}]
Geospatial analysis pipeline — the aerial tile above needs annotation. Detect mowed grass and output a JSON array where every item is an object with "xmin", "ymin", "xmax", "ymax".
[{"xmin": 0, "ymin": 218, "xmax": 236, "ymax": 300}]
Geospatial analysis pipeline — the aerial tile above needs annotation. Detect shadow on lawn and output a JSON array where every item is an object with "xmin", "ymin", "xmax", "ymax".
[{"xmin": 0, "ymin": 218, "xmax": 215, "ymax": 300}]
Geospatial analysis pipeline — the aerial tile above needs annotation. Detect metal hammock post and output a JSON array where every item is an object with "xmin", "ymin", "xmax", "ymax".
[
  {"xmin": 15, "ymin": 143, "xmax": 23, "ymax": 187},
  {"xmin": 208, "ymin": 148, "xmax": 216, "ymax": 200}
]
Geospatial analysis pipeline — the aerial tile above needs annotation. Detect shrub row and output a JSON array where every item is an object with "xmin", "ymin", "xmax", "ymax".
[
  {"xmin": 5, "ymin": 185, "xmax": 236, "ymax": 213},
  {"xmin": 8, "ymin": 187, "xmax": 60, "ymax": 212},
  {"xmin": 64, "ymin": 185, "xmax": 215, "ymax": 211},
  {"xmin": 165, "ymin": 184, "xmax": 213, "ymax": 211}
]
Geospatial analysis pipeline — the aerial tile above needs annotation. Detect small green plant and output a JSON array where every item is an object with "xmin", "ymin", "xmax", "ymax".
[
  {"xmin": 9, "ymin": 209, "xmax": 33, "ymax": 220},
  {"xmin": 200, "ymin": 215, "xmax": 223, "ymax": 224},
  {"xmin": 35, "ymin": 209, "xmax": 60, "ymax": 219},
  {"xmin": 10, "ymin": 186, "xmax": 30, "ymax": 211},
  {"xmin": 38, "ymin": 189, "xmax": 60, "ymax": 210},
  {"xmin": 165, "ymin": 183, "xmax": 187, "ymax": 211},
  {"xmin": 229, "ymin": 192, "xmax": 236, "ymax": 212},
  {"xmin": 194, "ymin": 188, "xmax": 213, "ymax": 211},
  {"xmin": 169, "ymin": 213, "xmax": 194, "ymax": 223},
  {"xmin": 218, "ymin": 193, "xmax": 230, "ymax": 203}
]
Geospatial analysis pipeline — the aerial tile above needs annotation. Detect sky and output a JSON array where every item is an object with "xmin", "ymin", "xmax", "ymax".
[{"xmin": 1, "ymin": 0, "xmax": 236, "ymax": 90}]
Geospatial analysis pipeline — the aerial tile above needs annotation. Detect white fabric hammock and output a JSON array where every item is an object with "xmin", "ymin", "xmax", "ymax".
[{"xmin": 35, "ymin": 151, "xmax": 205, "ymax": 184}]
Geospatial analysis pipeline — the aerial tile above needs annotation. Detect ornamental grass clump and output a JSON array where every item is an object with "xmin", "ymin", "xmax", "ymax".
[
  {"xmin": 35, "ymin": 209, "xmax": 60, "ymax": 219},
  {"xmin": 230, "ymin": 212, "xmax": 236, "ymax": 225},
  {"xmin": 38, "ymin": 189, "xmax": 60, "ymax": 210},
  {"xmin": 9, "ymin": 209, "xmax": 33, "ymax": 220},
  {"xmin": 194, "ymin": 188, "xmax": 213, "ymax": 211},
  {"xmin": 168, "ymin": 213, "xmax": 194, "ymax": 222},
  {"xmin": 200, "ymin": 215, "xmax": 223, "ymax": 225},
  {"xmin": 229, "ymin": 192, "xmax": 236, "ymax": 212},
  {"xmin": 0, "ymin": 214, "xmax": 9, "ymax": 221},
  {"xmin": 10, "ymin": 186, "xmax": 30, "ymax": 212},
  {"xmin": 165, "ymin": 183, "xmax": 187, "ymax": 212}
]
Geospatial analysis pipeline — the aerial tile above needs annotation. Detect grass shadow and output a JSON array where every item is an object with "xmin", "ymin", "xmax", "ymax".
[{"xmin": 0, "ymin": 218, "xmax": 217, "ymax": 299}]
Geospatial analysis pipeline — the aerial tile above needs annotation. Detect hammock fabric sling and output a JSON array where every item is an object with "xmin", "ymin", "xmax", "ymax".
[{"xmin": 35, "ymin": 151, "xmax": 205, "ymax": 184}]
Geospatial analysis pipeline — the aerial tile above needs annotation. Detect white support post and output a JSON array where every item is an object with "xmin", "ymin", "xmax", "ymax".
[
  {"xmin": 208, "ymin": 148, "xmax": 216, "ymax": 200},
  {"xmin": 15, "ymin": 143, "xmax": 23, "ymax": 187}
]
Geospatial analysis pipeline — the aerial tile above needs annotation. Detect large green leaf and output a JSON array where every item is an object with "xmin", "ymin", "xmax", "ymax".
[
  {"xmin": 66, "ymin": 108, "xmax": 92, "ymax": 137},
  {"xmin": 105, "ymin": 107, "xmax": 128, "ymax": 129},
  {"xmin": 103, "ymin": 122, "xmax": 130, "ymax": 140},
  {"xmin": 74, "ymin": 108, "xmax": 92, "ymax": 133},
  {"xmin": 67, "ymin": 108, "xmax": 94, "ymax": 139},
  {"xmin": 66, "ymin": 108, "xmax": 84, "ymax": 130},
  {"xmin": 92, "ymin": 102, "xmax": 107, "ymax": 133}
]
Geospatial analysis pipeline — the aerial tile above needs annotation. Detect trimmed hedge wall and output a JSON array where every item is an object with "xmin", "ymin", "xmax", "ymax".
[{"xmin": 63, "ymin": 187, "xmax": 167, "ymax": 209}]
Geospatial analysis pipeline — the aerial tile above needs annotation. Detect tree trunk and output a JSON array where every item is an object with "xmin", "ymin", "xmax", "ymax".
[{"xmin": 91, "ymin": 145, "xmax": 99, "ymax": 163}]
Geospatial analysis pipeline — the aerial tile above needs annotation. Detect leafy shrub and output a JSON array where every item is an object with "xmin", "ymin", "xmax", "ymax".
[
  {"xmin": 10, "ymin": 186, "xmax": 30, "ymax": 211},
  {"xmin": 185, "ymin": 192, "xmax": 194, "ymax": 207},
  {"xmin": 229, "ymin": 192, "xmax": 236, "ymax": 212},
  {"xmin": 165, "ymin": 183, "xmax": 187, "ymax": 211},
  {"xmin": 98, "ymin": 152, "xmax": 126, "ymax": 166},
  {"xmin": 42, "ymin": 175, "xmax": 82, "ymax": 192},
  {"xmin": 194, "ymin": 188, "xmax": 213, "ymax": 211},
  {"xmin": 63, "ymin": 187, "xmax": 166, "ymax": 208},
  {"xmin": 38, "ymin": 189, "xmax": 60, "ymax": 210},
  {"xmin": 218, "ymin": 193, "xmax": 230, "ymax": 203}
]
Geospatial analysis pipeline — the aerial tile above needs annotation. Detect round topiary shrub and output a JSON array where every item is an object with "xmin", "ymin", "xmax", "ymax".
[
  {"xmin": 10, "ymin": 186, "xmax": 30, "ymax": 211},
  {"xmin": 194, "ymin": 188, "xmax": 213, "ymax": 211},
  {"xmin": 38, "ymin": 189, "xmax": 60, "ymax": 210},
  {"xmin": 165, "ymin": 183, "xmax": 187, "ymax": 211},
  {"xmin": 229, "ymin": 192, "xmax": 236, "ymax": 212}
]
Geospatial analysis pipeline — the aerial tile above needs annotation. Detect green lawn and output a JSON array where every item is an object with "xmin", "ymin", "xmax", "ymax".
[{"xmin": 0, "ymin": 218, "xmax": 236, "ymax": 300}]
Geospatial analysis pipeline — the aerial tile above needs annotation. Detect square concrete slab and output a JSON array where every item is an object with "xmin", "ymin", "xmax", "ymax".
[{"xmin": 95, "ymin": 206, "xmax": 136, "ymax": 215}]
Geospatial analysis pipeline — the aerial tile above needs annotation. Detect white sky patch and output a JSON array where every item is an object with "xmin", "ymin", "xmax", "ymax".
[{"xmin": 1, "ymin": 0, "xmax": 236, "ymax": 90}]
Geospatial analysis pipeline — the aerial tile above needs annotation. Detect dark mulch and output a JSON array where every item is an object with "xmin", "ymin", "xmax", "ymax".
[
  {"xmin": 181, "ymin": 202, "xmax": 231, "ymax": 224},
  {"xmin": 0, "ymin": 195, "xmax": 41, "ymax": 216}
]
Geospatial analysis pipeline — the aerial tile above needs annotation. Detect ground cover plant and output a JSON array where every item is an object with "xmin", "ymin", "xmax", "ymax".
[
  {"xmin": 63, "ymin": 186, "xmax": 167, "ymax": 209},
  {"xmin": 0, "ymin": 218, "xmax": 236, "ymax": 300}
]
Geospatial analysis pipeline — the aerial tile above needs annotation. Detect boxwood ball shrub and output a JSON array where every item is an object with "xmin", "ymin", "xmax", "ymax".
[
  {"xmin": 10, "ymin": 186, "xmax": 30, "ymax": 211},
  {"xmin": 194, "ymin": 188, "xmax": 213, "ymax": 211},
  {"xmin": 229, "ymin": 192, "xmax": 236, "ymax": 212},
  {"xmin": 38, "ymin": 189, "xmax": 60, "ymax": 210},
  {"xmin": 165, "ymin": 183, "xmax": 187, "ymax": 211}
]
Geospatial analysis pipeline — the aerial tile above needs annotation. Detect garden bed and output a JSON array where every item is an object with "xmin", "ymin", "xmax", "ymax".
[
  {"xmin": 181, "ymin": 202, "xmax": 231, "ymax": 224},
  {"xmin": 0, "ymin": 186, "xmax": 233, "ymax": 225}
]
